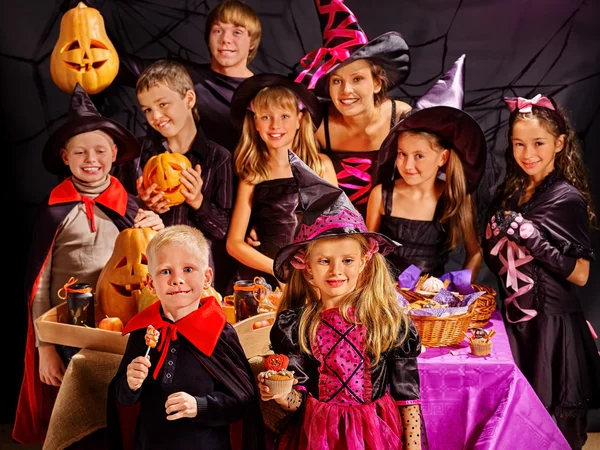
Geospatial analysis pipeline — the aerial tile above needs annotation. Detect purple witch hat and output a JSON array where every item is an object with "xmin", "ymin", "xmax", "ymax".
[
  {"xmin": 273, "ymin": 150, "xmax": 399, "ymax": 283},
  {"xmin": 42, "ymin": 83, "xmax": 139, "ymax": 177},
  {"xmin": 376, "ymin": 54, "xmax": 487, "ymax": 193},
  {"xmin": 295, "ymin": 0, "xmax": 410, "ymax": 99}
]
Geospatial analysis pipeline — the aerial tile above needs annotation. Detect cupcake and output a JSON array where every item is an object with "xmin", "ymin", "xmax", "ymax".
[
  {"xmin": 469, "ymin": 337, "xmax": 492, "ymax": 356},
  {"xmin": 261, "ymin": 354, "xmax": 295, "ymax": 396}
]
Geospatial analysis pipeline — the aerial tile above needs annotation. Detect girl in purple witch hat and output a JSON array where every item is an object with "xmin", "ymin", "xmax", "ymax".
[
  {"xmin": 226, "ymin": 74, "xmax": 337, "ymax": 290},
  {"xmin": 296, "ymin": 0, "xmax": 412, "ymax": 218},
  {"xmin": 367, "ymin": 55, "xmax": 486, "ymax": 282},
  {"xmin": 484, "ymin": 94, "xmax": 600, "ymax": 450},
  {"xmin": 258, "ymin": 150, "xmax": 427, "ymax": 450}
]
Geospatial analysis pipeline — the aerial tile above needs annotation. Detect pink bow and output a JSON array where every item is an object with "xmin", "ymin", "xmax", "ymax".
[
  {"xmin": 290, "ymin": 249, "xmax": 307, "ymax": 270},
  {"xmin": 504, "ymin": 94, "xmax": 554, "ymax": 113},
  {"xmin": 366, "ymin": 238, "xmax": 379, "ymax": 260}
]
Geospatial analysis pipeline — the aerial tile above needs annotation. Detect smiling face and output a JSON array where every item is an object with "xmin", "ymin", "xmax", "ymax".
[
  {"xmin": 395, "ymin": 131, "xmax": 449, "ymax": 187},
  {"xmin": 306, "ymin": 237, "xmax": 367, "ymax": 307},
  {"xmin": 147, "ymin": 242, "xmax": 212, "ymax": 320},
  {"xmin": 137, "ymin": 83, "xmax": 196, "ymax": 139},
  {"xmin": 328, "ymin": 59, "xmax": 381, "ymax": 117},
  {"xmin": 253, "ymin": 104, "xmax": 302, "ymax": 153},
  {"xmin": 60, "ymin": 130, "xmax": 117, "ymax": 182},
  {"xmin": 208, "ymin": 21, "xmax": 252, "ymax": 76},
  {"xmin": 511, "ymin": 117, "xmax": 564, "ymax": 183}
]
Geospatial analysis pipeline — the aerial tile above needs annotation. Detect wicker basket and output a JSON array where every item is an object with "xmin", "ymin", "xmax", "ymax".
[
  {"xmin": 468, "ymin": 284, "xmax": 497, "ymax": 328},
  {"xmin": 409, "ymin": 311, "xmax": 473, "ymax": 347}
]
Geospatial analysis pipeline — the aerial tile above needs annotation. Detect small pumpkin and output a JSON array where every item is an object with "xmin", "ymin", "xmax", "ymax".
[
  {"xmin": 97, "ymin": 227, "xmax": 157, "ymax": 325},
  {"xmin": 142, "ymin": 153, "xmax": 192, "ymax": 206},
  {"xmin": 264, "ymin": 354, "xmax": 289, "ymax": 371},
  {"xmin": 50, "ymin": 2, "xmax": 119, "ymax": 95}
]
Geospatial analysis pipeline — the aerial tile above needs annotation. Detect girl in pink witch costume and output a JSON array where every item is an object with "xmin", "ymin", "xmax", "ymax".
[
  {"xmin": 483, "ymin": 94, "xmax": 600, "ymax": 450},
  {"xmin": 258, "ymin": 150, "xmax": 427, "ymax": 449}
]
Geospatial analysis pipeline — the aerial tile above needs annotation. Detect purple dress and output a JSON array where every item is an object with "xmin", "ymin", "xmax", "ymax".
[
  {"xmin": 483, "ymin": 172, "xmax": 600, "ymax": 419},
  {"xmin": 270, "ymin": 307, "xmax": 428, "ymax": 449}
]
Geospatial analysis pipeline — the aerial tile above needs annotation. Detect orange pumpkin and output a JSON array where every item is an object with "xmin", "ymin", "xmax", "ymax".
[
  {"xmin": 96, "ymin": 227, "xmax": 157, "ymax": 325},
  {"xmin": 142, "ymin": 153, "xmax": 192, "ymax": 206},
  {"xmin": 264, "ymin": 354, "xmax": 289, "ymax": 371},
  {"xmin": 50, "ymin": 2, "xmax": 119, "ymax": 95}
]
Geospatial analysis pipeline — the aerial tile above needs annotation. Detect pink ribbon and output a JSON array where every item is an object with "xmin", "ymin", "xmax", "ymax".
[
  {"xmin": 295, "ymin": 0, "xmax": 368, "ymax": 89},
  {"xmin": 366, "ymin": 238, "xmax": 379, "ymax": 260},
  {"xmin": 504, "ymin": 94, "xmax": 555, "ymax": 113},
  {"xmin": 490, "ymin": 237, "xmax": 537, "ymax": 323},
  {"xmin": 337, "ymin": 157, "xmax": 372, "ymax": 205},
  {"xmin": 290, "ymin": 249, "xmax": 307, "ymax": 270}
]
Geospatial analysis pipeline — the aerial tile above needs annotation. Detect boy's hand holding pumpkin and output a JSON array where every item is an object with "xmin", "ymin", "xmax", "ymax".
[{"xmin": 180, "ymin": 164, "xmax": 204, "ymax": 210}]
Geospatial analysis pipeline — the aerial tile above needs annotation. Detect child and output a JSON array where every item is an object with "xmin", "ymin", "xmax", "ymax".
[
  {"xmin": 226, "ymin": 74, "xmax": 337, "ymax": 289},
  {"xmin": 295, "ymin": 0, "xmax": 412, "ymax": 218},
  {"xmin": 367, "ymin": 55, "xmax": 486, "ymax": 281},
  {"xmin": 108, "ymin": 224, "xmax": 265, "ymax": 450},
  {"xmin": 119, "ymin": 59, "xmax": 234, "ymax": 294},
  {"xmin": 12, "ymin": 83, "xmax": 164, "ymax": 445},
  {"xmin": 484, "ymin": 94, "xmax": 600, "ymax": 450},
  {"xmin": 260, "ymin": 151, "xmax": 427, "ymax": 450}
]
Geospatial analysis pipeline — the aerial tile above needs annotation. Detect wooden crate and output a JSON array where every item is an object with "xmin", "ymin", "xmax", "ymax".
[{"xmin": 34, "ymin": 302, "xmax": 129, "ymax": 354}]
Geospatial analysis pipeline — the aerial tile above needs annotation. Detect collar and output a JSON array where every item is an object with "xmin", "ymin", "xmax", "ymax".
[
  {"xmin": 123, "ymin": 297, "xmax": 227, "ymax": 378},
  {"xmin": 48, "ymin": 176, "xmax": 128, "ymax": 216}
]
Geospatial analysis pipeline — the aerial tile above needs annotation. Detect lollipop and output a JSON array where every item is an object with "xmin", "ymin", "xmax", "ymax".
[{"xmin": 144, "ymin": 325, "xmax": 160, "ymax": 357}]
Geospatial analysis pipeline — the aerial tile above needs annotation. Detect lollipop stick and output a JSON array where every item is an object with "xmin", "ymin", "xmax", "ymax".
[{"xmin": 145, "ymin": 346, "xmax": 151, "ymax": 358}]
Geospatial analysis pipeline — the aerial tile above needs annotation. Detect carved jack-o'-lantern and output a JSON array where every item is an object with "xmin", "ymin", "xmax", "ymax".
[
  {"xmin": 97, "ymin": 227, "xmax": 157, "ymax": 325},
  {"xmin": 50, "ymin": 2, "xmax": 119, "ymax": 95},
  {"xmin": 142, "ymin": 153, "xmax": 192, "ymax": 206}
]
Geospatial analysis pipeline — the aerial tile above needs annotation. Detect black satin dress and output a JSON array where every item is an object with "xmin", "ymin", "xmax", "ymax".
[
  {"xmin": 378, "ymin": 182, "xmax": 449, "ymax": 279},
  {"xmin": 236, "ymin": 178, "xmax": 299, "ymax": 289},
  {"xmin": 483, "ymin": 172, "xmax": 600, "ymax": 419}
]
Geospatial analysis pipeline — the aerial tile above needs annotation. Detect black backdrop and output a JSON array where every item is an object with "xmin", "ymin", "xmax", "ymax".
[{"xmin": 1, "ymin": 0, "xmax": 599, "ymax": 430}]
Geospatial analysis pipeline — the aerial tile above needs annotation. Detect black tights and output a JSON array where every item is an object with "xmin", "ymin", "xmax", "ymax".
[{"xmin": 556, "ymin": 415, "xmax": 587, "ymax": 450}]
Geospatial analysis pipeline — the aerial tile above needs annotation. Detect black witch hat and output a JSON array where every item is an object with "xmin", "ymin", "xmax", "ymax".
[
  {"xmin": 273, "ymin": 150, "xmax": 399, "ymax": 283},
  {"xmin": 295, "ymin": 0, "xmax": 410, "ymax": 99},
  {"xmin": 376, "ymin": 54, "xmax": 487, "ymax": 193},
  {"xmin": 42, "ymin": 83, "xmax": 139, "ymax": 177}
]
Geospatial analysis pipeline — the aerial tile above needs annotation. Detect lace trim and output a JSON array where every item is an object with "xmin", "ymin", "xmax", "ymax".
[
  {"xmin": 557, "ymin": 240, "xmax": 596, "ymax": 261},
  {"xmin": 517, "ymin": 170, "xmax": 562, "ymax": 215}
]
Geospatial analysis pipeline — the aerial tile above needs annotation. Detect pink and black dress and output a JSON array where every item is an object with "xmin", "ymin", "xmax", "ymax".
[
  {"xmin": 270, "ymin": 307, "xmax": 427, "ymax": 450},
  {"xmin": 321, "ymin": 102, "xmax": 398, "ymax": 219}
]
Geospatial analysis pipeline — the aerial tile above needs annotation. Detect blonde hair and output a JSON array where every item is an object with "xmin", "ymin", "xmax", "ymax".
[
  {"xmin": 146, "ymin": 225, "xmax": 210, "ymax": 274},
  {"xmin": 280, "ymin": 234, "xmax": 410, "ymax": 365},
  {"xmin": 400, "ymin": 130, "xmax": 479, "ymax": 250},
  {"xmin": 205, "ymin": 0, "xmax": 262, "ymax": 63},
  {"xmin": 136, "ymin": 59, "xmax": 200, "ymax": 123},
  {"xmin": 234, "ymin": 86, "xmax": 324, "ymax": 183}
]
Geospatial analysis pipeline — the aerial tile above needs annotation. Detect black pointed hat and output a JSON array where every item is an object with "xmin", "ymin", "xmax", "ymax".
[
  {"xmin": 295, "ymin": 0, "xmax": 410, "ymax": 99},
  {"xmin": 230, "ymin": 73, "xmax": 323, "ymax": 127},
  {"xmin": 376, "ymin": 54, "xmax": 487, "ymax": 193},
  {"xmin": 273, "ymin": 150, "xmax": 399, "ymax": 283},
  {"xmin": 42, "ymin": 83, "xmax": 139, "ymax": 177}
]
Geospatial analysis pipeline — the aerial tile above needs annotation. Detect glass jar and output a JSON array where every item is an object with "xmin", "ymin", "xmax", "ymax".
[
  {"xmin": 66, "ymin": 282, "xmax": 95, "ymax": 327},
  {"xmin": 233, "ymin": 280, "xmax": 259, "ymax": 322}
]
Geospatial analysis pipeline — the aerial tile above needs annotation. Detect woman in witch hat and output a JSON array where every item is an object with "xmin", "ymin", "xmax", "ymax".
[
  {"xmin": 295, "ymin": 0, "xmax": 412, "ymax": 219},
  {"xmin": 366, "ymin": 55, "xmax": 486, "ymax": 282},
  {"xmin": 226, "ymin": 74, "xmax": 337, "ymax": 290}
]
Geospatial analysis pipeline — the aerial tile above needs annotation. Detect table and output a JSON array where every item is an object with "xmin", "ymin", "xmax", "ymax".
[{"xmin": 418, "ymin": 311, "xmax": 570, "ymax": 450}]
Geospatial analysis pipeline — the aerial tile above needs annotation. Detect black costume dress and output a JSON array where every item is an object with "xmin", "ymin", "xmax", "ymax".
[
  {"xmin": 483, "ymin": 172, "xmax": 600, "ymax": 422},
  {"xmin": 236, "ymin": 178, "xmax": 299, "ymax": 289},
  {"xmin": 321, "ymin": 102, "xmax": 397, "ymax": 219},
  {"xmin": 378, "ymin": 182, "xmax": 449, "ymax": 279}
]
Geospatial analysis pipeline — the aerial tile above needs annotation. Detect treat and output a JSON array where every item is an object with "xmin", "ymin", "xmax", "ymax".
[
  {"xmin": 421, "ymin": 276, "xmax": 445, "ymax": 293},
  {"xmin": 465, "ymin": 328, "xmax": 495, "ymax": 356},
  {"xmin": 144, "ymin": 325, "xmax": 160, "ymax": 357},
  {"xmin": 262, "ymin": 354, "xmax": 295, "ymax": 396}
]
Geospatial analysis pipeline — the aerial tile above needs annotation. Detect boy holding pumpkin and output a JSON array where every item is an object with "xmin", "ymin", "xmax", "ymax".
[
  {"xmin": 12, "ymin": 83, "xmax": 164, "ymax": 445},
  {"xmin": 108, "ymin": 224, "xmax": 265, "ymax": 450},
  {"xmin": 118, "ymin": 59, "xmax": 234, "ymax": 294}
]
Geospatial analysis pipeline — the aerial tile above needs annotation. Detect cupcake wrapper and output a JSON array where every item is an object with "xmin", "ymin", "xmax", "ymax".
[
  {"xmin": 469, "ymin": 341, "xmax": 492, "ymax": 356},
  {"xmin": 265, "ymin": 378, "xmax": 294, "ymax": 396}
]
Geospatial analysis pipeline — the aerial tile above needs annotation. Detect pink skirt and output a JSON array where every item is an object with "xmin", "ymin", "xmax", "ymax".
[{"xmin": 278, "ymin": 393, "xmax": 403, "ymax": 450}]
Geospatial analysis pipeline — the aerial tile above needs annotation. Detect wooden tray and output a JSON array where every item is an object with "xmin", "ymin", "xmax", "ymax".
[{"xmin": 34, "ymin": 302, "xmax": 129, "ymax": 354}]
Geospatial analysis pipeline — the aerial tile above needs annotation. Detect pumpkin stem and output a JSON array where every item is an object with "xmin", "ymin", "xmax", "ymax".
[{"xmin": 76, "ymin": 2, "xmax": 88, "ymax": 9}]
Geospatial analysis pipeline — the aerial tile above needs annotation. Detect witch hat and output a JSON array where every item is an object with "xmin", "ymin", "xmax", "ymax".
[
  {"xmin": 376, "ymin": 54, "xmax": 487, "ymax": 193},
  {"xmin": 295, "ymin": 0, "xmax": 410, "ymax": 99},
  {"xmin": 42, "ymin": 83, "xmax": 139, "ymax": 177},
  {"xmin": 273, "ymin": 149, "xmax": 399, "ymax": 283}
]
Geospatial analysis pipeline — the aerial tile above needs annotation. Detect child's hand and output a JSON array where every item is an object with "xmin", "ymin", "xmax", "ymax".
[
  {"xmin": 246, "ymin": 226, "xmax": 261, "ymax": 247},
  {"xmin": 133, "ymin": 208, "xmax": 165, "ymax": 230},
  {"xmin": 257, "ymin": 373, "xmax": 298, "ymax": 404},
  {"xmin": 180, "ymin": 165, "xmax": 204, "ymax": 210},
  {"xmin": 136, "ymin": 176, "xmax": 170, "ymax": 214},
  {"xmin": 165, "ymin": 391, "xmax": 198, "ymax": 420},
  {"xmin": 38, "ymin": 345, "xmax": 66, "ymax": 387},
  {"xmin": 126, "ymin": 356, "xmax": 151, "ymax": 391}
]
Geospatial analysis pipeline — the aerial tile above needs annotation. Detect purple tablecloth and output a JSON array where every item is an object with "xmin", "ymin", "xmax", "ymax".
[{"xmin": 417, "ymin": 311, "xmax": 569, "ymax": 450}]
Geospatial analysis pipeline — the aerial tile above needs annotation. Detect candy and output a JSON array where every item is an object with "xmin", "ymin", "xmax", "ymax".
[{"xmin": 144, "ymin": 325, "xmax": 160, "ymax": 357}]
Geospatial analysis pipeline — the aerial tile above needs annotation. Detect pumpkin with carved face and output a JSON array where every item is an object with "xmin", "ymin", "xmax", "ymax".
[
  {"xmin": 97, "ymin": 227, "xmax": 157, "ymax": 325},
  {"xmin": 264, "ymin": 354, "xmax": 290, "ymax": 371},
  {"xmin": 142, "ymin": 153, "xmax": 192, "ymax": 206},
  {"xmin": 50, "ymin": 2, "xmax": 119, "ymax": 95}
]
